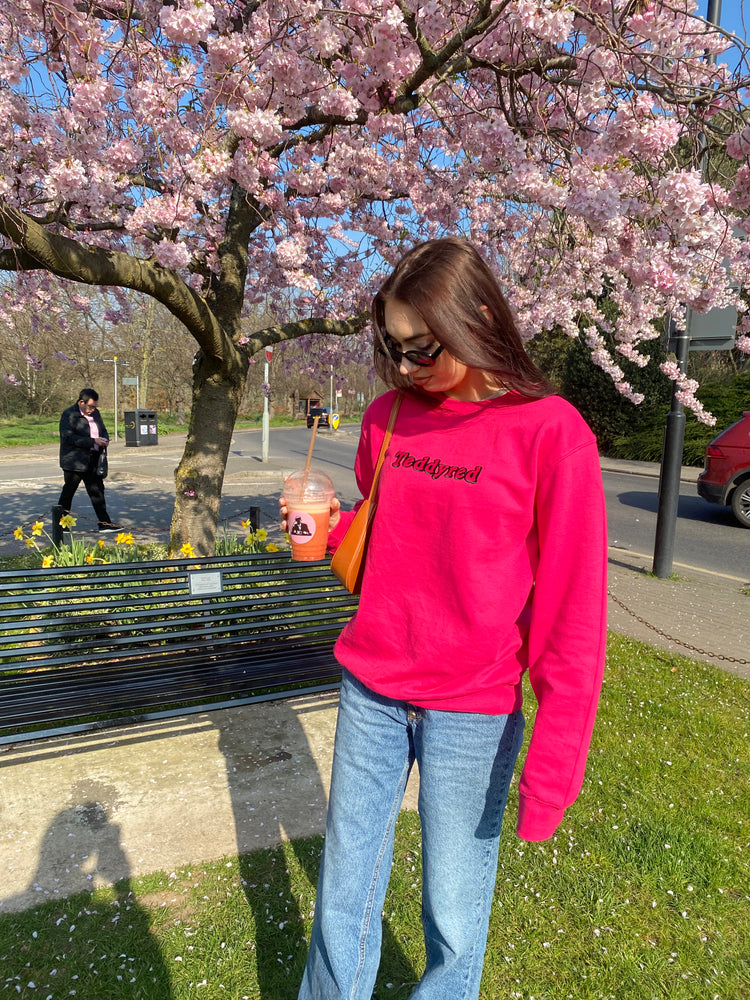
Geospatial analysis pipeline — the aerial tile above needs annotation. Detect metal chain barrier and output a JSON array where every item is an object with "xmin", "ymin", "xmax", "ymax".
[
  {"xmin": 608, "ymin": 590, "xmax": 749, "ymax": 665},
  {"xmin": 3, "ymin": 505, "xmax": 265, "ymax": 543}
]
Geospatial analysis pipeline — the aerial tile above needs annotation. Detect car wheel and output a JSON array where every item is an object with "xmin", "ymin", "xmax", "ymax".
[{"xmin": 730, "ymin": 480, "xmax": 750, "ymax": 528}]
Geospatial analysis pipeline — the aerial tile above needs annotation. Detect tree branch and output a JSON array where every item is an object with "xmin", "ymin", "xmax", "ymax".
[
  {"xmin": 0, "ymin": 200, "xmax": 229, "ymax": 361},
  {"xmin": 391, "ymin": 0, "xmax": 500, "ymax": 112},
  {"xmin": 212, "ymin": 183, "xmax": 272, "ymax": 330},
  {"xmin": 246, "ymin": 313, "xmax": 370, "ymax": 354}
]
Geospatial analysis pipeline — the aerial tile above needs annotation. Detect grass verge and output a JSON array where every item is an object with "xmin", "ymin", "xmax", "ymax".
[
  {"xmin": 0, "ymin": 412, "xmax": 360, "ymax": 448},
  {"xmin": 1, "ymin": 632, "xmax": 748, "ymax": 999}
]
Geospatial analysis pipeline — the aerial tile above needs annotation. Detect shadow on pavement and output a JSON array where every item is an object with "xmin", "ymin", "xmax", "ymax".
[{"xmin": 0, "ymin": 798, "xmax": 173, "ymax": 997}]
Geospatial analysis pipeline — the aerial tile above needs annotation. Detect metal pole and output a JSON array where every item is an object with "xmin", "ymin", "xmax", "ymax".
[
  {"xmin": 652, "ymin": 0, "xmax": 721, "ymax": 577},
  {"xmin": 51, "ymin": 505, "xmax": 67, "ymax": 547},
  {"xmin": 330, "ymin": 364, "xmax": 334, "ymax": 412},
  {"xmin": 652, "ymin": 320, "xmax": 689, "ymax": 577},
  {"xmin": 262, "ymin": 357, "xmax": 270, "ymax": 463},
  {"xmin": 113, "ymin": 356, "xmax": 118, "ymax": 443}
]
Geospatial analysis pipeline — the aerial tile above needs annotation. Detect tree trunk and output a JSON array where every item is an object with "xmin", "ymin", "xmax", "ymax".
[{"xmin": 170, "ymin": 351, "xmax": 247, "ymax": 556}]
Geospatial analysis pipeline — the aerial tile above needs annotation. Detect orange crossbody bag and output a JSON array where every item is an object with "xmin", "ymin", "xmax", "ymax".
[{"xmin": 330, "ymin": 392, "xmax": 402, "ymax": 594}]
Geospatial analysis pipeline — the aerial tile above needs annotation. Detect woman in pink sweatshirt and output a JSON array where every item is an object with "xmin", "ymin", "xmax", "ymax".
[{"xmin": 287, "ymin": 237, "xmax": 608, "ymax": 1000}]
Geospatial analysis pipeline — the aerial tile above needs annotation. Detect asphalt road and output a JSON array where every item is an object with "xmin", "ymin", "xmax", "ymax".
[
  {"xmin": 1, "ymin": 424, "xmax": 748, "ymax": 581},
  {"xmin": 603, "ymin": 467, "xmax": 749, "ymax": 581}
]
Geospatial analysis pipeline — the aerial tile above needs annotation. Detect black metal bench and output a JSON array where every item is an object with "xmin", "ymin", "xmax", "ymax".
[{"xmin": 0, "ymin": 551, "xmax": 357, "ymax": 745}]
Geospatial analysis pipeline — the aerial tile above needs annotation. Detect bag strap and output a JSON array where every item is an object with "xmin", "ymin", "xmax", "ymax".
[{"xmin": 367, "ymin": 391, "xmax": 402, "ymax": 500}]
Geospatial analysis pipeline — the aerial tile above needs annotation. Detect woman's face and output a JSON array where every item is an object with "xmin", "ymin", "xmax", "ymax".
[{"xmin": 383, "ymin": 298, "xmax": 497, "ymax": 401}]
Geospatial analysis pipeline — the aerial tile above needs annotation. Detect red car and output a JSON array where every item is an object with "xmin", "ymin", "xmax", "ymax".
[{"xmin": 697, "ymin": 412, "xmax": 750, "ymax": 528}]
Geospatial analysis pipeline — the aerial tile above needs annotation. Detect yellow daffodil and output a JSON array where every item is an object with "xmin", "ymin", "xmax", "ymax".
[
  {"xmin": 42, "ymin": 555, "xmax": 54, "ymax": 568},
  {"xmin": 32, "ymin": 521, "xmax": 44, "ymax": 536},
  {"xmin": 241, "ymin": 519, "xmax": 251, "ymax": 530},
  {"xmin": 265, "ymin": 543, "xmax": 280, "ymax": 552},
  {"xmin": 97, "ymin": 539, "xmax": 105, "ymax": 548},
  {"xmin": 116, "ymin": 532, "xmax": 135, "ymax": 545},
  {"xmin": 59, "ymin": 514, "xmax": 76, "ymax": 529},
  {"xmin": 255, "ymin": 528, "xmax": 268, "ymax": 542},
  {"xmin": 86, "ymin": 554, "xmax": 95, "ymax": 563},
  {"xmin": 13, "ymin": 526, "xmax": 23, "ymax": 540},
  {"xmin": 180, "ymin": 542, "xmax": 195, "ymax": 557},
  {"xmin": 25, "ymin": 537, "xmax": 36, "ymax": 548}
]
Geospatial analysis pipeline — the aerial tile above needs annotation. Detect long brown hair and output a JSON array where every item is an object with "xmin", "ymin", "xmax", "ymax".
[{"xmin": 372, "ymin": 237, "xmax": 553, "ymax": 398}]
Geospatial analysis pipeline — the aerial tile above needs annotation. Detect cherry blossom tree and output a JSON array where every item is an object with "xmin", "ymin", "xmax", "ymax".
[{"xmin": 2, "ymin": 0, "xmax": 750, "ymax": 553}]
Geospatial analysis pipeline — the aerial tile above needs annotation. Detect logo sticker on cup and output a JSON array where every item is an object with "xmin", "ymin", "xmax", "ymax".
[{"xmin": 289, "ymin": 511, "xmax": 317, "ymax": 543}]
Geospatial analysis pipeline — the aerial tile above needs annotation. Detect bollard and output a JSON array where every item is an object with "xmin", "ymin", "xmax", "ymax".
[
  {"xmin": 249, "ymin": 506, "xmax": 260, "ymax": 531},
  {"xmin": 51, "ymin": 505, "xmax": 70, "ymax": 547}
]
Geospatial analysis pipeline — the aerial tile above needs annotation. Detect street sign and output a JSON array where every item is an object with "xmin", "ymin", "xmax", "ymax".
[
  {"xmin": 686, "ymin": 304, "xmax": 737, "ymax": 352},
  {"xmin": 265, "ymin": 345, "xmax": 274, "ymax": 363}
]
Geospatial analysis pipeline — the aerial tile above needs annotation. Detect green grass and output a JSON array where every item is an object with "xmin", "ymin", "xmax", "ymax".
[
  {"xmin": 1, "ymin": 633, "xmax": 748, "ymax": 999},
  {"xmin": 0, "ymin": 413, "xmax": 193, "ymax": 447},
  {"xmin": 0, "ymin": 412, "xmax": 360, "ymax": 447}
]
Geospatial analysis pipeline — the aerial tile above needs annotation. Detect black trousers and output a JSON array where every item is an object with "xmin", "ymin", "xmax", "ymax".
[{"xmin": 58, "ymin": 453, "xmax": 112, "ymax": 527}]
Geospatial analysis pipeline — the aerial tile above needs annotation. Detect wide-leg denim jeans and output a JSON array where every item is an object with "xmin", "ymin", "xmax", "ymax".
[{"xmin": 298, "ymin": 669, "xmax": 525, "ymax": 1000}]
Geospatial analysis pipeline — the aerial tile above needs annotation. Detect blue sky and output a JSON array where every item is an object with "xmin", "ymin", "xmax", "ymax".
[{"xmin": 716, "ymin": 1, "xmax": 747, "ymax": 66}]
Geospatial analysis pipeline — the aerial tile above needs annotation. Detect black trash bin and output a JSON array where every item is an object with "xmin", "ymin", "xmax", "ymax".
[{"xmin": 124, "ymin": 410, "xmax": 158, "ymax": 447}]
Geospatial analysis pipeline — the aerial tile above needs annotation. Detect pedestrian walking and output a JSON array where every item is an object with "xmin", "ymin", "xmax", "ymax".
[
  {"xmin": 58, "ymin": 388, "xmax": 122, "ymax": 532},
  {"xmin": 281, "ymin": 237, "xmax": 608, "ymax": 1000}
]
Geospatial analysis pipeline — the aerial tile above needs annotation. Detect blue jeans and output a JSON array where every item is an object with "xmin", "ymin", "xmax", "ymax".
[{"xmin": 298, "ymin": 669, "xmax": 525, "ymax": 1000}]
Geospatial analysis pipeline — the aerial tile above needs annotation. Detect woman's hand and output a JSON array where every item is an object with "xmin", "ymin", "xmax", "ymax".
[{"xmin": 279, "ymin": 495, "xmax": 341, "ymax": 534}]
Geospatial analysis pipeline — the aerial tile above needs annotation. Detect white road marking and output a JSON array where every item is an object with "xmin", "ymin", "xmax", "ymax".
[{"xmin": 609, "ymin": 545, "xmax": 748, "ymax": 584}]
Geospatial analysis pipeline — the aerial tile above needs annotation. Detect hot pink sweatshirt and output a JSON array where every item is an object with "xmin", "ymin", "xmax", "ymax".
[{"xmin": 326, "ymin": 388, "xmax": 608, "ymax": 842}]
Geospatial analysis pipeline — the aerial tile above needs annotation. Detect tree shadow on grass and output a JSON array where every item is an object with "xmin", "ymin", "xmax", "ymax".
[
  {"xmin": 238, "ymin": 833, "xmax": 421, "ymax": 1000},
  {"xmin": 215, "ymin": 697, "xmax": 421, "ymax": 999}
]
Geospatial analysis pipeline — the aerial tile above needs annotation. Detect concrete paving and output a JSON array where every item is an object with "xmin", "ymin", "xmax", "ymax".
[
  {"xmin": 0, "ymin": 690, "xmax": 421, "ymax": 914},
  {"xmin": 0, "ymin": 439, "xmax": 748, "ymax": 915}
]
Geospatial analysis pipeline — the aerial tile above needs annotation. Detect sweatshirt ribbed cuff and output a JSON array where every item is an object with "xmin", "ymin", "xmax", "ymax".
[
  {"xmin": 516, "ymin": 793, "xmax": 564, "ymax": 842},
  {"xmin": 326, "ymin": 510, "xmax": 354, "ymax": 554}
]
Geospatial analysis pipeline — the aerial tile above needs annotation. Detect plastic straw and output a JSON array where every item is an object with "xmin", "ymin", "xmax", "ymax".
[{"xmin": 303, "ymin": 416, "xmax": 319, "ymax": 486}]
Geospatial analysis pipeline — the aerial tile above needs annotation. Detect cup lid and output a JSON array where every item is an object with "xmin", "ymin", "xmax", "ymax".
[{"xmin": 284, "ymin": 469, "xmax": 334, "ymax": 501}]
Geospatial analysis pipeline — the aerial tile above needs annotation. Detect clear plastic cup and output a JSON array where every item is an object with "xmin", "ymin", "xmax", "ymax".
[{"xmin": 284, "ymin": 469, "xmax": 335, "ymax": 561}]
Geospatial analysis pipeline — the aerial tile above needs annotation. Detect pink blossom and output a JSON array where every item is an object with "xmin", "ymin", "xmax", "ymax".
[
  {"xmin": 726, "ymin": 127, "xmax": 750, "ymax": 160},
  {"xmin": 660, "ymin": 361, "xmax": 716, "ymax": 425},
  {"xmin": 227, "ymin": 109, "xmax": 283, "ymax": 146},
  {"xmin": 45, "ymin": 159, "xmax": 88, "ymax": 201},
  {"xmin": 159, "ymin": 1, "xmax": 215, "ymax": 45},
  {"xmin": 0, "ymin": 0, "xmax": 745, "ymax": 420},
  {"xmin": 276, "ymin": 237, "xmax": 308, "ymax": 271},
  {"xmin": 154, "ymin": 240, "xmax": 192, "ymax": 270},
  {"xmin": 24, "ymin": 352, "xmax": 43, "ymax": 371},
  {"xmin": 615, "ymin": 383, "xmax": 645, "ymax": 405}
]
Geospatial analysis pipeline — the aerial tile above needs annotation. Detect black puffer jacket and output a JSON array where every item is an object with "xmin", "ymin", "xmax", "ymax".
[{"xmin": 59, "ymin": 404, "xmax": 109, "ymax": 473}]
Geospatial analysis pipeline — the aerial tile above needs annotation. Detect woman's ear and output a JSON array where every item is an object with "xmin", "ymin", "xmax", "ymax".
[{"xmin": 480, "ymin": 304, "xmax": 493, "ymax": 323}]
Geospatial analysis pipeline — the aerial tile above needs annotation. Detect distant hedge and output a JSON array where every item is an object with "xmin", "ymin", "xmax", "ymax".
[{"xmin": 531, "ymin": 327, "xmax": 749, "ymax": 467}]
